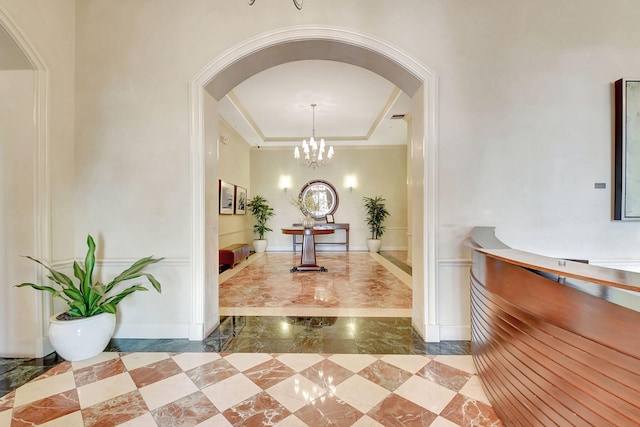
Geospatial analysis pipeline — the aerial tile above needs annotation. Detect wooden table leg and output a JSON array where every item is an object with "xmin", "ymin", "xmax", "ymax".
[{"xmin": 291, "ymin": 229, "xmax": 328, "ymax": 272}]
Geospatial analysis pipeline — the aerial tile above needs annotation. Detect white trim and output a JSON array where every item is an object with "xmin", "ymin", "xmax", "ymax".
[
  {"xmin": 189, "ymin": 25, "xmax": 438, "ymax": 341},
  {"xmin": 51, "ymin": 258, "xmax": 191, "ymax": 269},
  {"xmin": 218, "ymin": 229, "xmax": 251, "ymax": 238},
  {"xmin": 440, "ymin": 325, "xmax": 471, "ymax": 341},
  {"xmin": 96, "ymin": 258, "xmax": 190, "ymax": 268},
  {"xmin": 189, "ymin": 76, "xmax": 206, "ymax": 340}
]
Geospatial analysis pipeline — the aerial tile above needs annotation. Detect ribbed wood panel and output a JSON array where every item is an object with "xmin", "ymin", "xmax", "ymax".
[{"xmin": 470, "ymin": 252, "xmax": 640, "ymax": 427}]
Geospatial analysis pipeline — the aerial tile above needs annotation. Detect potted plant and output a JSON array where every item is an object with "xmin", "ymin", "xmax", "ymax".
[
  {"xmin": 247, "ymin": 195, "xmax": 275, "ymax": 252},
  {"xmin": 363, "ymin": 195, "xmax": 389, "ymax": 252},
  {"xmin": 15, "ymin": 234, "xmax": 163, "ymax": 361}
]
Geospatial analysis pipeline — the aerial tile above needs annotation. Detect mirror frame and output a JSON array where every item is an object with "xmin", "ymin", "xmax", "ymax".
[
  {"xmin": 298, "ymin": 180, "xmax": 339, "ymax": 219},
  {"xmin": 614, "ymin": 78, "xmax": 640, "ymax": 220}
]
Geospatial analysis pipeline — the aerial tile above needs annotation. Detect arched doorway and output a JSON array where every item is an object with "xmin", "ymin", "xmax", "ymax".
[{"xmin": 188, "ymin": 27, "xmax": 439, "ymax": 342}]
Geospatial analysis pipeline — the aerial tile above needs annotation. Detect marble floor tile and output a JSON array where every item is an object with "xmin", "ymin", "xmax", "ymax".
[
  {"xmin": 77, "ymin": 371, "xmax": 137, "ymax": 409},
  {"xmin": 172, "ymin": 352, "xmax": 221, "ymax": 372},
  {"xmin": 369, "ymin": 393, "xmax": 438, "ymax": 426},
  {"xmin": 202, "ymin": 372, "xmax": 263, "ymax": 411},
  {"xmin": 333, "ymin": 374, "xmax": 390, "ymax": 414},
  {"xmin": 81, "ymin": 389, "xmax": 148, "ymax": 426},
  {"xmin": 219, "ymin": 252, "xmax": 412, "ymax": 314},
  {"xmin": 294, "ymin": 393, "xmax": 363, "ymax": 427},
  {"xmin": 0, "ymin": 352, "xmax": 502, "ymax": 426},
  {"xmin": 357, "ymin": 359, "xmax": 414, "ymax": 392},
  {"xmin": 394, "ymin": 375, "xmax": 458, "ymax": 415},
  {"xmin": 139, "ymin": 372, "xmax": 200, "ymax": 411},
  {"xmin": 13, "ymin": 370, "xmax": 76, "ymax": 407},
  {"xmin": 266, "ymin": 373, "xmax": 326, "ymax": 413}
]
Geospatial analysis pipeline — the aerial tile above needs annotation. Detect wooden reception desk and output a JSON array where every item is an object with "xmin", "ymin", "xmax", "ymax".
[{"xmin": 468, "ymin": 227, "xmax": 640, "ymax": 426}]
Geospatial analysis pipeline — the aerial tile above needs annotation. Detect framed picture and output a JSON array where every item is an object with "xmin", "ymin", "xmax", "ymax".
[
  {"xmin": 219, "ymin": 180, "xmax": 235, "ymax": 214},
  {"xmin": 614, "ymin": 78, "xmax": 640, "ymax": 220},
  {"xmin": 326, "ymin": 214, "xmax": 335, "ymax": 223},
  {"xmin": 235, "ymin": 186, "xmax": 247, "ymax": 214}
]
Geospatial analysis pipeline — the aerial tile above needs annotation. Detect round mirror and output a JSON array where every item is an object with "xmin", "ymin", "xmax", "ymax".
[{"xmin": 298, "ymin": 180, "xmax": 339, "ymax": 219}]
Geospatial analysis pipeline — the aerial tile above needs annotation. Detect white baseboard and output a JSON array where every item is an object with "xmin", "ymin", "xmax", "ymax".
[
  {"xmin": 113, "ymin": 323, "xmax": 191, "ymax": 339},
  {"xmin": 440, "ymin": 325, "xmax": 471, "ymax": 341}
]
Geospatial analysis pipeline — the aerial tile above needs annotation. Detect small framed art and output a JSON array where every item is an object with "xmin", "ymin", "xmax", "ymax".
[
  {"xmin": 235, "ymin": 186, "xmax": 247, "ymax": 214},
  {"xmin": 219, "ymin": 180, "xmax": 234, "ymax": 214},
  {"xmin": 326, "ymin": 214, "xmax": 335, "ymax": 223}
]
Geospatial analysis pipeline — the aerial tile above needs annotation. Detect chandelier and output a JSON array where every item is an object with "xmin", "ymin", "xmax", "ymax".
[
  {"xmin": 248, "ymin": 0, "xmax": 303, "ymax": 10},
  {"xmin": 294, "ymin": 104, "xmax": 334, "ymax": 168}
]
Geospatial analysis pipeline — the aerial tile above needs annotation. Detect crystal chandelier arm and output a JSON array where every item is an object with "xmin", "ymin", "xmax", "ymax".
[{"xmin": 248, "ymin": 0, "xmax": 302, "ymax": 9}]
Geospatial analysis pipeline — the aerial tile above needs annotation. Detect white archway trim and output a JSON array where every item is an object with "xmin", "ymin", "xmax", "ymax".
[
  {"xmin": 189, "ymin": 25, "xmax": 439, "ymax": 341},
  {"xmin": 0, "ymin": 4, "xmax": 52, "ymax": 354}
]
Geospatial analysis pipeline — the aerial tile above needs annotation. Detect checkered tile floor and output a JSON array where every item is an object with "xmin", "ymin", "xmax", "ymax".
[{"xmin": 0, "ymin": 352, "xmax": 502, "ymax": 426}]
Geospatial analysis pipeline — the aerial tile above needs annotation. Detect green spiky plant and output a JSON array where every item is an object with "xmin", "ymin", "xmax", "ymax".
[
  {"xmin": 15, "ymin": 235, "xmax": 163, "ymax": 319},
  {"xmin": 363, "ymin": 195, "xmax": 390, "ymax": 239},
  {"xmin": 247, "ymin": 195, "xmax": 275, "ymax": 240}
]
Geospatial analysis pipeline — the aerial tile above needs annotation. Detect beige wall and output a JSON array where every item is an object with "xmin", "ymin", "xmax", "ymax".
[
  {"xmin": 248, "ymin": 145, "xmax": 408, "ymax": 252},
  {"xmin": 3, "ymin": 0, "xmax": 640, "ymax": 352},
  {"xmin": 0, "ymin": 71, "xmax": 39, "ymax": 356},
  {"xmin": 0, "ymin": 0, "xmax": 75, "ymax": 357},
  {"xmin": 217, "ymin": 120, "xmax": 252, "ymax": 249}
]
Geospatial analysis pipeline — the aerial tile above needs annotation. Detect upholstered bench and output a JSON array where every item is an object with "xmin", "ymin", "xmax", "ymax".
[{"xmin": 219, "ymin": 243, "xmax": 250, "ymax": 269}]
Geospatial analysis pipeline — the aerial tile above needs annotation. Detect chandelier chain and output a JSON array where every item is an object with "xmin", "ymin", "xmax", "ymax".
[{"xmin": 293, "ymin": 103, "xmax": 334, "ymax": 168}]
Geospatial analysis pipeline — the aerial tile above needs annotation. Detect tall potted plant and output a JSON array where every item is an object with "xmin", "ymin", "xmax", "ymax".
[
  {"xmin": 363, "ymin": 195, "xmax": 390, "ymax": 253},
  {"xmin": 15, "ymin": 234, "xmax": 163, "ymax": 361},
  {"xmin": 247, "ymin": 195, "xmax": 275, "ymax": 253}
]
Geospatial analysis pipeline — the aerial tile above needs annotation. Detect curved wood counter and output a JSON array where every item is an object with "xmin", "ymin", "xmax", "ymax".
[{"xmin": 469, "ymin": 227, "xmax": 640, "ymax": 426}]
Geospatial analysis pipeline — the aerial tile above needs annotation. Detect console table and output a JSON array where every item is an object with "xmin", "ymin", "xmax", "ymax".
[
  {"xmin": 282, "ymin": 227, "xmax": 335, "ymax": 272},
  {"xmin": 291, "ymin": 223, "xmax": 349, "ymax": 252}
]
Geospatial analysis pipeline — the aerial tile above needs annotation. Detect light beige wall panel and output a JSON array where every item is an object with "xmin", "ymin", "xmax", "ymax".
[
  {"xmin": 437, "ymin": 261, "xmax": 471, "ymax": 340},
  {"xmin": 1, "ymin": 0, "xmax": 76, "ymax": 261},
  {"xmin": 0, "ymin": 71, "xmax": 38, "ymax": 356}
]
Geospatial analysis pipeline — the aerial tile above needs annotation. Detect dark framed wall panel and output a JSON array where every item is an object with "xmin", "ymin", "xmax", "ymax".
[{"xmin": 614, "ymin": 78, "xmax": 640, "ymax": 220}]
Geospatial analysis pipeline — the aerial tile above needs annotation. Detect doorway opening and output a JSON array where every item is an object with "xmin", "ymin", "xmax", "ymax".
[{"xmin": 189, "ymin": 27, "xmax": 438, "ymax": 342}]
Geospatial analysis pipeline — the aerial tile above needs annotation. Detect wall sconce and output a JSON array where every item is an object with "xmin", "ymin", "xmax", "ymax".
[
  {"xmin": 344, "ymin": 175, "xmax": 357, "ymax": 193},
  {"xmin": 279, "ymin": 175, "xmax": 292, "ymax": 193}
]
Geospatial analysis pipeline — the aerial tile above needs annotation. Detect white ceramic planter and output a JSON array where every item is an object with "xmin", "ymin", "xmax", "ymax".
[
  {"xmin": 48, "ymin": 312, "xmax": 116, "ymax": 361},
  {"xmin": 253, "ymin": 239, "xmax": 268, "ymax": 253},
  {"xmin": 366, "ymin": 239, "xmax": 382, "ymax": 253}
]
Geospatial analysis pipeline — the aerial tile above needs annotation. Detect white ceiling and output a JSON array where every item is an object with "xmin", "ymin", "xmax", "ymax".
[{"xmin": 218, "ymin": 60, "xmax": 412, "ymax": 147}]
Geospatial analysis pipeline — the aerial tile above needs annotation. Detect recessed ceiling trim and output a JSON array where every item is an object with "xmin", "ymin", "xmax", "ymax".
[
  {"xmin": 366, "ymin": 87, "xmax": 402, "ymax": 140},
  {"xmin": 263, "ymin": 135, "xmax": 367, "ymax": 142},
  {"xmin": 226, "ymin": 90, "xmax": 267, "ymax": 140}
]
